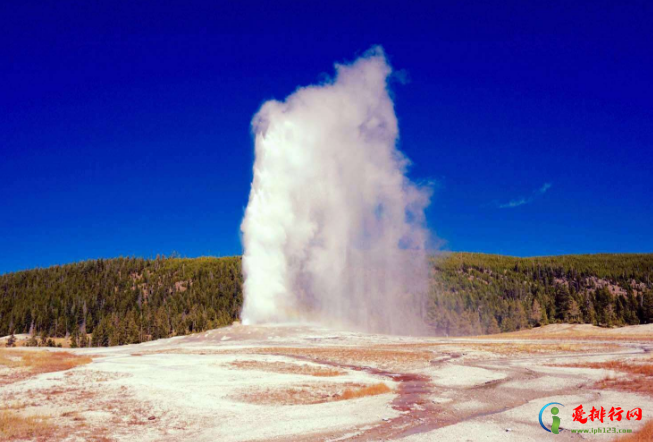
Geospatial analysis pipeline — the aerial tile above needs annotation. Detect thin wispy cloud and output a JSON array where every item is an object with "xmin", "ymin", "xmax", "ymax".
[
  {"xmin": 498, "ymin": 182, "xmax": 552, "ymax": 209},
  {"xmin": 499, "ymin": 198, "xmax": 528, "ymax": 209}
]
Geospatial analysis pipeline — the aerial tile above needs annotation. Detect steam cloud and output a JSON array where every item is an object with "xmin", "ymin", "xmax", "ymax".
[{"xmin": 241, "ymin": 47, "xmax": 431, "ymax": 335}]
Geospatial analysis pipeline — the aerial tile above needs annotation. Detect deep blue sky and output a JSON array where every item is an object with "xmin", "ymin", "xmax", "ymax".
[{"xmin": 2, "ymin": 2, "xmax": 652, "ymax": 274}]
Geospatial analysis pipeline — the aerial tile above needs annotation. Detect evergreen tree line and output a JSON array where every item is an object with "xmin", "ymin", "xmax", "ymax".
[
  {"xmin": 428, "ymin": 253, "xmax": 653, "ymax": 336},
  {"xmin": 1, "ymin": 256, "xmax": 242, "ymax": 346},
  {"xmin": 1, "ymin": 253, "xmax": 652, "ymax": 344}
]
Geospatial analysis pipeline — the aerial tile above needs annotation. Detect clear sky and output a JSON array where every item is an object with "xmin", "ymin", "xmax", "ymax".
[{"xmin": 2, "ymin": 2, "xmax": 652, "ymax": 274}]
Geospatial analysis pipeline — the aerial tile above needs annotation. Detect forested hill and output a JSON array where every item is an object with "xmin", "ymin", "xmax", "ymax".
[
  {"xmin": 429, "ymin": 253, "xmax": 653, "ymax": 336},
  {"xmin": 0, "ymin": 256, "xmax": 242, "ymax": 346},
  {"xmin": 1, "ymin": 253, "xmax": 652, "ymax": 346}
]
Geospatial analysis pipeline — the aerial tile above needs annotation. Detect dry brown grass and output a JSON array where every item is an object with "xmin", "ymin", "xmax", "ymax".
[
  {"xmin": 230, "ymin": 342, "xmax": 614, "ymax": 371},
  {"xmin": 0, "ymin": 349, "xmax": 92, "ymax": 385},
  {"xmin": 0, "ymin": 402, "xmax": 31, "ymax": 411},
  {"xmin": 464, "ymin": 342, "xmax": 618, "ymax": 355},
  {"xmin": 613, "ymin": 419, "xmax": 653, "ymax": 441},
  {"xmin": 230, "ymin": 360, "xmax": 345, "ymax": 377},
  {"xmin": 0, "ymin": 350, "xmax": 92, "ymax": 371},
  {"xmin": 378, "ymin": 341, "xmax": 619, "ymax": 359},
  {"xmin": 479, "ymin": 327, "xmax": 653, "ymax": 343},
  {"xmin": 237, "ymin": 384, "xmax": 337, "ymax": 405},
  {"xmin": 0, "ymin": 352, "xmax": 22, "ymax": 368},
  {"xmin": 554, "ymin": 360, "xmax": 653, "ymax": 397},
  {"xmin": 595, "ymin": 377, "xmax": 653, "ymax": 396},
  {"xmin": 341, "ymin": 383, "xmax": 391, "ymax": 400},
  {"xmin": 0, "ymin": 411, "xmax": 56, "ymax": 441},
  {"xmin": 0, "ymin": 355, "xmax": 161, "ymax": 441},
  {"xmin": 556, "ymin": 360, "xmax": 653, "ymax": 377},
  {"xmin": 236, "ymin": 382, "xmax": 393, "ymax": 405},
  {"xmin": 243, "ymin": 346, "xmax": 433, "ymax": 371},
  {"xmin": 8, "ymin": 336, "xmax": 72, "ymax": 348}
]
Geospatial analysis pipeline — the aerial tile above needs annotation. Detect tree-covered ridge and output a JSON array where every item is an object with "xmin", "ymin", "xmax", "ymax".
[
  {"xmin": 0, "ymin": 256, "xmax": 242, "ymax": 346},
  {"xmin": 1, "ymin": 253, "xmax": 652, "ymax": 345},
  {"xmin": 429, "ymin": 253, "xmax": 653, "ymax": 336}
]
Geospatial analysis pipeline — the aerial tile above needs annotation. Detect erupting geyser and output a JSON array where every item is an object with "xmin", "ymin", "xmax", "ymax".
[{"xmin": 241, "ymin": 47, "xmax": 432, "ymax": 334}]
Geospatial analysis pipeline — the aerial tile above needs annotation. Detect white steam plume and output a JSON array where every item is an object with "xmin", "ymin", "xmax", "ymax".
[{"xmin": 241, "ymin": 47, "xmax": 431, "ymax": 335}]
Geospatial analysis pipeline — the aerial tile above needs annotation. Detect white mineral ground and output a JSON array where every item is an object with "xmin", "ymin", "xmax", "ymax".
[{"xmin": 1, "ymin": 323, "xmax": 652, "ymax": 441}]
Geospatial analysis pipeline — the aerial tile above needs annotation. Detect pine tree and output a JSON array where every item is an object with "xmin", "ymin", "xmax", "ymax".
[
  {"xmin": 541, "ymin": 305, "xmax": 549, "ymax": 325},
  {"xmin": 80, "ymin": 332, "xmax": 90, "ymax": 348},
  {"xmin": 70, "ymin": 326, "xmax": 80, "ymax": 348},
  {"xmin": 554, "ymin": 286, "xmax": 571, "ymax": 321},
  {"xmin": 641, "ymin": 292, "xmax": 653, "ymax": 324},
  {"xmin": 530, "ymin": 299, "xmax": 543, "ymax": 326},
  {"xmin": 91, "ymin": 319, "xmax": 108, "ymax": 347},
  {"xmin": 108, "ymin": 319, "xmax": 120, "ymax": 346},
  {"xmin": 55, "ymin": 315, "xmax": 67, "ymax": 337},
  {"xmin": 39, "ymin": 330, "xmax": 49, "ymax": 347},
  {"xmin": 567, "ymin": 300, "xmax": 581, "ymax": 323},
  {"xmin": 486, "ymin": 316, "xmax": 501, "ymax": 334},
  {"xmin": 125, "ymin": 313, "xmax": 140, "ymax": 344}
]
